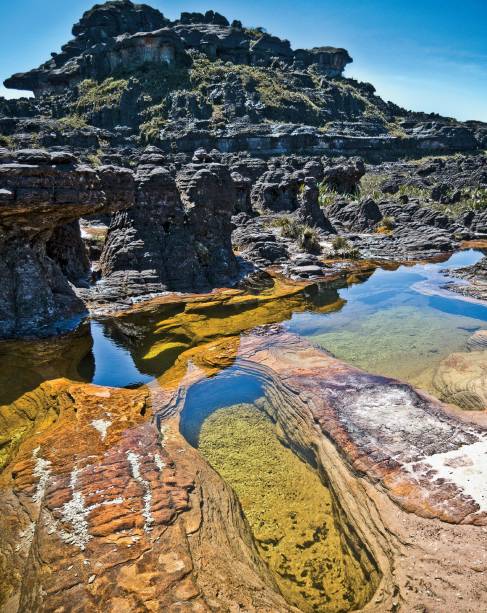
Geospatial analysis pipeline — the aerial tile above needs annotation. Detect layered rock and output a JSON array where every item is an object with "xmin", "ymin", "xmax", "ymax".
[
  {"xmin": 5, "ymin": 1, "xmax": 352, "ymax": 97},
  {"xmin": 3, "ymin": 324, "xmax": 487, "ymax": 610},
  {"xmin": 0, "ymin": 151, "xmax": 134, "ymax": 337},
  {"xmin": 433, "ymin": 350, "xmax": 487, "ymax": 410},
  {"xmin": 3, "ymin": 2, "xmax": 483, "ymax": 160},
  {"xmin": 97, "ymin": 161, "xmax": 239, "ymax": 301}
]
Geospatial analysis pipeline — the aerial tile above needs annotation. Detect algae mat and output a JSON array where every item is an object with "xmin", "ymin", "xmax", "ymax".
[{"xmin": 198, "ymin": 402, "xmax": 374, "ymax": 613}]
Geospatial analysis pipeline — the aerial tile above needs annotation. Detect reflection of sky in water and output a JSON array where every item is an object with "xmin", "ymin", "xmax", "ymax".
[
  {"xmin": 90, "ymin": 321, "xmax": 153, "ymax": 388},
  {"xmin": 286, "ymin": 250, "xmax": 487, "ymax": 336},
  {"xmin": 179, "ymin": 370, "xmax": 264, "ymax": 447},
  {"xmin": 285, "ymin": 250, "xmax": 487, "ymax": 391},
  {"xmin": 88, "ymin": 250, "xmax": 486, "ymax": 389}
]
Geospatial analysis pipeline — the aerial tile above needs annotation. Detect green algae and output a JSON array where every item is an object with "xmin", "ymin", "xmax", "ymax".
[
  {"xmin": 198, "ymin": 402, "xmax": 375, "ymax": 613},
  {"xmin": 308, "ymin": 305, "xmax": 487, "ymax": 394}
]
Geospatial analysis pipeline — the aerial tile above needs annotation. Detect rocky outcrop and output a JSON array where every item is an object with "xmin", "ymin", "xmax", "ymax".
[
  {"xmin": 3, "ymin": 2, "xmax": 483, "ymax": 160},
  {"xmin": 433, "ymin": 350, "xmax": 487, "ymax": 410},
  {"xmin": 4, "ymin": 1, "xmax": 352, "ymax": 97},
  {"xmin": 3, "ymin": 325, "xmax": 487, "ymax": 610},
  {"xmin": 448, "ymin": 256, "xmax": 487, "ymax": 301},
  {"xmin": 0, "ymin": 151, "xmax": 134, "ymax": 338},
  {"xmin": 97, "ymin": 161, "xmax": 239, "ymax": 302}
]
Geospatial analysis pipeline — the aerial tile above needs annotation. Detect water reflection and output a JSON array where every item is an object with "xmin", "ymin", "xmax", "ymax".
[
  {"xmin": 286, "ymin": 250, "xmax": 487, "ymax": 391},
  {"xmin": 1, "ymin": 250, "xmax": 485, "ymax": 404}
]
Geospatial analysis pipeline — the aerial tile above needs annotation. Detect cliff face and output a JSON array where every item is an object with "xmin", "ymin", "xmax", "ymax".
[
  {"xmin": 2, "ymin": 1, "xmax": 484, "ymax": 159},
  {"xmin": 0, "ymin": 151, "xmax": 134, "ymax": 337}
]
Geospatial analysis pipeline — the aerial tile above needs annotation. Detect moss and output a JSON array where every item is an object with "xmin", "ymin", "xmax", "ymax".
[
  {"xmin": 58, "ymin": 114, "xmax": 89, "ymax": 130},
  {"xmin": 76, "ymin": 77, "xmax": 129, "ymax": 114},
  {"xmin": 197, "ymin": 402, "xmax": 376, "ymax": 613}
]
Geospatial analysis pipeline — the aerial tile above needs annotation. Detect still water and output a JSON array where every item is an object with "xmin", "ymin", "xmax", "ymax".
[{"xmin": 89, "ymin": 249, "xmax": 487, "ymax": 395}]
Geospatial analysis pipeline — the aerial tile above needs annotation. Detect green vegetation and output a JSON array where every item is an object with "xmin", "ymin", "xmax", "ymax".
[
  {"xmin": 359, "ymin": 173, "xmax": 387, "ymax": 201},
  {"xmin": 139, "ymin": 112, "xmax": 167, "ymax": 143},
  {"xmin": 380, "ymin": 215, "xmax": 395, "ymax": 231},
  {"xmin": 86, "ymin": 151, "xmax": 103, "ymax": 167},
  {"xmin": 190, "ymin": 58, "xmax": 322, "ymax": 125},
  {"xmin": 376, "ymin": 215, "xmax": 395, "ymax": 234},
  {"xmin": 58, "ymin": 114, "xmax": 89, "ymax": 130},
  {"xmin": 318, "ymin": 182, "xmax": 340, "ymax": 207},
  {"xmin": 76, "ymin": 77, "xmax": 129, "ymax": 114},
  {"xmin": 0, "ymin": 134, "xmax": 14, "ymax": 149},
  {"xmin": 272, "ymin": 216, "xmax": 321, "ymax": 252},
  {"xmin": 396, "ymin": 183, "xmax": 429, "ymax": 200},
  {"xmin": 433, "ymin": 187, "xmax": 487, "ymax": 217},
  {"xmin": 331, "ymin": 236, "xmax": 360, "ymax": 259},
  {"xmin": 298, "ymin": 226, "xmax": 321, "ymax": 253},
  {"xmin": 244, "ymin": 26, "xmax": 267, "ymax": 40},
  {"xmin": 272, "ymin": 215, "xmax": 303, "ymax": 239}
]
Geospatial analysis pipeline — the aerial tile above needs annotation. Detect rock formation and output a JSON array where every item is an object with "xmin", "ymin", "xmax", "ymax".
[
  {"xmin": 2, "ymin": 2, "xmax": 484, "ymax": 158},
  {"xmin": 0, "ymin": 151, "xmax": 134, "ymax": 337},
  {"xmin": 3, "ymin": 325, "xmax": 487, "ymax": 610},
  {"xmin": 97, "ymin": 160, "xmax": 239, "ymax": 302}
]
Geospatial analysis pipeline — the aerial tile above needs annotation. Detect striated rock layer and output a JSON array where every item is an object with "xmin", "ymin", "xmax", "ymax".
[
  {"xmin": 3, "ymin": 323, "xmax": 487, "ymax": 610},
  {"xmin": 0, "ymin": 152, "xmax": 134, "ymax": 338}
]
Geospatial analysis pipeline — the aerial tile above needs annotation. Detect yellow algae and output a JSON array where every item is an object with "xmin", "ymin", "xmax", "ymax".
[
  {"xmin": 198, "ymin": 403, "xmax": 376, "ymax": 613},
  {"xmin": 0, "ymin": 326, "xmax": 92, "ymax": 471},
  {"xmin": 136, "ymin": 278, "xmax": 345, "ymax": 373}
]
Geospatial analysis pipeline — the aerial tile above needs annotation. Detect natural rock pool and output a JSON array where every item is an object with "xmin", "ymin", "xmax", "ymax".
[
  {"xmin": 81, "ymin": 249, "xmax": 487, "ymax": 397},
  {"xmin": 179, "ymin": 372, "xmax": 378, "ymax": 612},
  {"xmin": 1, "ymin": 249, "xmax": 487, "ymax": 611}
]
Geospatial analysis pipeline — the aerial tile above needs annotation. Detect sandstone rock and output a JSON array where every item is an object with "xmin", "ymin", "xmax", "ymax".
[
  {"xmin": 433, "ymin": 350, "xmax": 487, "ymax": 410},
  {"xmin": 467, "ymin": 329, "xmax": 487, "ymax": 351},
  {"xmin": 98, "ymin": 161, "xmax": 238, "ymax": 300}
]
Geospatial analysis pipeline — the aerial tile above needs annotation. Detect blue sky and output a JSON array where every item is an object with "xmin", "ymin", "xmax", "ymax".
[{"xmin": 0, "ymin": 0, "xmax": 486, "ymax": 121}]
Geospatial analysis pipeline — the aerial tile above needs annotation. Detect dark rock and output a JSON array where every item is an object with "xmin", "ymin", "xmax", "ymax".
[
  {"xmin": 322, "ymin": 157, "xmax": 365, "ymax": 193},
  {"xmin": 98, "ymin": 162, "xmax": 239, "ymax": 299},
  {"xmin": 0, "ymin": 156, "xmax": 134, "ymax": 337}
]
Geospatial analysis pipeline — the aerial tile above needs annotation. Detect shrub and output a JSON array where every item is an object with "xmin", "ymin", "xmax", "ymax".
[
  {"xmin": 298, "ymin": 226, "xmax": 321, "ymax": 253},
  {"xmin": 376, "ymin": 215, "xmax": 395, "ymax": 234},
  {"xmin": 331, "ymin": 236, "xmax": 350, "ymax": 251},
  {"xmin": 359, "ymin": 173, "xmax": 386, "ymax": 201},
  {"xmin": 318, "ymin": 182, "xmax": 339, "ymax": 207},
  {"xmin": 272, "ymin": 216, "xmax": 303, "ymax": 239},
  {"xmin": 396, "ymin": 183, "xmax": 429, "ymax": 201},
  {"xmin": 0, "ymin": 134, "xmax": 14, "ymax": 149},
  {"xmin": 331, "ymin": 236, "xmax": 360, "ymax": 259}
]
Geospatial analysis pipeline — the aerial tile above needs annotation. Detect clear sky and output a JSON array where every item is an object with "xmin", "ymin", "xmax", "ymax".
[{"xmin": 0, "ymin": 0, "xmax": 486, "ymax": 122}]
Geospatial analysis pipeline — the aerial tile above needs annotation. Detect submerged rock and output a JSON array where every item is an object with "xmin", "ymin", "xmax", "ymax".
[{"xmin": 433, "ymin": 350, "xmax": 487, "ymax": 410}]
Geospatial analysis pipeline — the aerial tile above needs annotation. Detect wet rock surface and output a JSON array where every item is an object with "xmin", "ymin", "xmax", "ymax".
[{"xmin": 3, "ymin": 325, "xmax": 487, "ymax": 610}]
